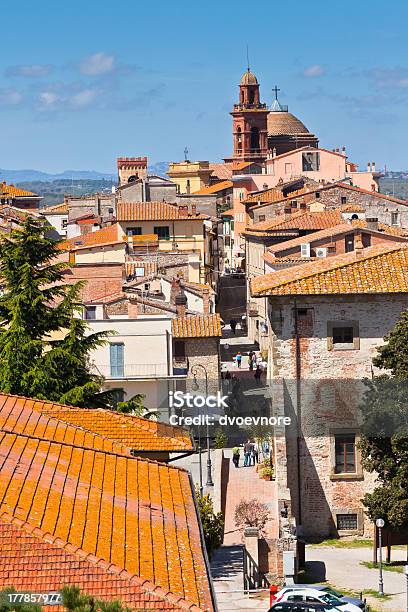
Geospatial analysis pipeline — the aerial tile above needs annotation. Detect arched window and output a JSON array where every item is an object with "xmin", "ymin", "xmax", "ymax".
[
  {"xmin": 128, "ymin": 174, "xmax": 138, "ymax": 183},
  {"xmin": 237, "ymin": 126, "xmax": 242, "ymax": 152},
  {"xmin": 250, "ymin": 127, "xmax": 259, "ymax": 151},
  {"xmin": 249, "ymin": 89, "xmax": 255, "ymax": 104},
  {"xmin": 240, "ymin": 90, "xmax": 244, "ymax": 104}
]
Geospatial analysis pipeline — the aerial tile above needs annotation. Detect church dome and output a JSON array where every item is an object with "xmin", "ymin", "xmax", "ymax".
[
  {"xmin": 240, "ymin": 70, "xmax": 258, "ymax": 85},
  {"xmin": 267, "ymin": 111, "xmax": 310, "ymax": 136}
]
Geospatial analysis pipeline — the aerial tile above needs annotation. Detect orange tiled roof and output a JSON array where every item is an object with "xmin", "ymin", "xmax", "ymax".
[
  {"xmin": 209, "ymin": 162, "xmax": 233, "ymax": 180},
  {"xmin": 116, "ymin": 201, "xmax": 207, "ymax": 221},
  {"xmin": 0, "ymin": 181, "xmax": 38, "ymax": 198},
  {"xmin": 340, "ymin": 203, "xmax": 366, "ymax": 212},
  {"xmin": 251, "ymin": 243, "xmax": 408, "ymax": 296},
  {"xmin": 246, "ymin": 210, "xmax": 342, "ymax": 234},
  {"xmin": 43, "ymin": 202, "xmax": 69, "ymax": 214},
  {"xmin": 172, "ymin": 313, "xmax": 222, "ymax": 338},
  {"xmin": 244, "ymin": 185, "xmax": 307, "ymax": 205},
  {"xmin": 231, "ymin": 161, "xmax": 255, "ymax": 171},
  {"xmin": 192, "ymin": 180, "xmax": 233, "ymax": 195},
  {"xmin": 63, "ymin": 223, "xmax": 122, "ymax": 250},
  {"xmin": 0, "ymin": 395, "xmax": 213, "ymax": 611}
]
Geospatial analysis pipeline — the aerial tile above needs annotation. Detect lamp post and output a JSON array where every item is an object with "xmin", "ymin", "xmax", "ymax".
[
  {"xmin": 191, "ymin": 364, "xmax": 214, "ymax": 487},
  {"xmin": 404, "ymin": 564, "xmax": 408, "ymax": 612},
  {"xmin": 376, "ymin": 518, "xmax": 385, "ymax": 596}
]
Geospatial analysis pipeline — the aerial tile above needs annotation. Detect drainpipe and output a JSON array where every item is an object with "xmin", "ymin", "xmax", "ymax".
[{"xmin": 293, "ymin": 299, "xmax": 302, "ymax": 528}]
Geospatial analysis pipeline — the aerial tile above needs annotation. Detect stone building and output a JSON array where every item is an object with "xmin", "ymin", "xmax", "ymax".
[
  {"xmin": 247, "ymin": 181, "xmax": 408, "ymax": 229},
  {"xmin": 250, "ymin": 243, "xmax": 408, "ymax": 540},
  {"xmin": 117, "ymin": 156, "xmax": 148, "ymax": 186}
]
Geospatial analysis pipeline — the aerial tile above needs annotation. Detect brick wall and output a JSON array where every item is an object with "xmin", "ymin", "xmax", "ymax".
[
  {"xmin": 65, "ymin": 263, "xmax": 123, "ymax": 302},
  {"xmin": 268, "ymin": 293, "xmax": 408, "ymax": 539}
]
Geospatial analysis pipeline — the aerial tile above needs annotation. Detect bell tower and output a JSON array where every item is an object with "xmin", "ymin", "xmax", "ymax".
[{"xmin": 228, "ymin": 69, "xmax": 269, "ymax": 163}]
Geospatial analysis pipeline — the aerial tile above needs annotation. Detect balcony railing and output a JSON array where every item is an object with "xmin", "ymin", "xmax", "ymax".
[{"xmin": 93, "ymin": 363, "xmax": 169, "ymax": 379}]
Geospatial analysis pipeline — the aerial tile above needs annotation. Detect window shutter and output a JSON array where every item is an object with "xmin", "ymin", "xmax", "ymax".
[{"xmin": 110, "ymin": 343, "xmax": 124, "ymax": 377}]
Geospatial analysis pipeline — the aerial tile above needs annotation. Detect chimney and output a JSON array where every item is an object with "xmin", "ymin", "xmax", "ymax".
[
  {"xmin": 284, "ymin": 206, "xmax": 292, "ymax": 220},
  {"xmin": 366, "ymin": 217, "xmax": 379, "ymax": 231},
  {"xmin": 342, "ymin": 146, "xmax": 346, "ymax": 155},
  {"xmin": 191, "ymin": 204, "xmax": 197, "ymax": 215},
  {"xmin": 272, "ymin": 147, "xmax": 277, "ymax": 158},
  {"xmin": 372, "ymin": 161, "xmax": 376, "ymax": 172},
  {"xmin": 170, "ymin": 277, "xmax": 181, "ymax": 305},
  {"xmin": 355, "ymin": 234, "xmax": 364, "ymax": 258},
  {"xmin": 128, "ymin": 297, "xmax": 139, "ymax": 318},
  {"xmin": 367, "ymin": 162, "xmax": 371, "ymax": 172},
  {"xmin": 175, "ymin": 288, "xmax": 187, "ymax": 317},
  {"xmin": 202, "ymin": 288, "xmax": 210, "ymax": 314},
  {"xmin": 178, "ymin": 204, "xmax": 188, "ymax": 214}
]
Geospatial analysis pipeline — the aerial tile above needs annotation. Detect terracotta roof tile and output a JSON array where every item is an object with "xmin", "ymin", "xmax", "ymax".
[
  {"xmin": 63, "ymin": 224, "xmax": 122, "ymax": 250},
  {"xmin": 116, "ymin": 202, "xmax": 207, "ymax": 221},
  {"xmin": 0, "ymin": 182, "xmax": 38, "ymax": 198},
  {"xmin": 172, "ymin": 314, "xmax": 222, "ymax": 338},
  {"xmin": 340, "ymin": 203, "xmax": 366, "ymax": 212},
  {"xmin": 246, "ymin": 210, "xmax": 342, "ymax": 234},
  {"xmin": 0, "ymin": 396, "xmax": 213, "ymax": 610},
  {"xmin": 42, "ymin": 202, "xmax": 69, "ymax": 214},
  {"xmin": 0, "ymin": 394, "xmax": 193, "ymax": 452},
  {"xmin": 251, "ymin": 243, "xmax": 408, "ymax": 296},
  {"xmin": 208, "ymin": 163, "xmax": 233, "ymax": 180},
  {"xmin": 192, "ymin": 180, "xmax": 233, "ymax": 195}
]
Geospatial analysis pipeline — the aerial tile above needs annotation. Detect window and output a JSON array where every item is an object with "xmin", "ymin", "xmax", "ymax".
[
  {"xmin": 335, "ymin": 434, "xmax": 356, "ymax": 473},
  {"xmin": 291, "ymin": 200, "xmax": 297, "ymax": 209},
  {"xmin": 327, "ymin": 321, "xmax": 359, "ymax": 350},
  {"xmin": 315, "ymin": 191, "xmax": 320, "ymax": 198},
  {"xmin": 126, "ymin": 227, "xmax": 142, "ymax": 236},
  {"xmin": 258, "ymin": 215, "xmax": 265, "ymax": 222},
  {"xmin": 345, "ymin": 234, "xmax": 354, "ymax": 253},
  {"xmin": 110, "ymin": 343, "xmax": 124, "ymax": 377},
  {"xmin": 154, "ymin": 226, "xmax": 170, "ymax": 240},
  {"xmin": 391, "ymin": 211, "xmax": 399, "ymax": 225},
  {"xmin": 174, "ymin": 340, "xmax": 186, "ymax": 362},
  {"xmin": 62, "ymin": 219, "xmax": 68, "ymax": 229},
  {"xmin": 332, "ymin": 326, "xmax": 353, "ymax": 344},
  {"xmin": 287, "ymin": 595, "xmax": 303, "ymax": 602},
  {"xmin": 302, "ymin": 151, "xmax": 320, "ymax": 171},
  {"xmin": 85, "ymin": 306, "xmax": 96, "ymax": 320},
  {"xmin": 341, "ymin": 196, "xmax": 347, "ymax": 204},
  {"xmin": 284, "ymin": 163, "xmax": 292, "ymax": 174},
  {"xmin": 337, "ymin": 513, "xmax": 358, "ymax": 531},
  {"xmin": 186, "ymin": 179, "xmax": 190, "ymax": 194},
  {"xmin": 250, "ymin": 127, "xmax": 259, "ymax": 150}
]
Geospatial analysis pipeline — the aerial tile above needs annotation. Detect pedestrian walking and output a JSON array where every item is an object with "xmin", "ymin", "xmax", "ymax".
[
  {"xmin": 252, "ymin": 441, "xmax": 259, "ymax": 465},
  {"xmin": 248, "ymin": 352, "xmax": 254, "ymax": 370},
  {"xmin": 243, "ymin": 440, "xmax": 251, "ymax": 466},
  {"xmin": 230, "ymin": 319, "xmax": 237, "ymax": 334},
  {"xmin": 232, "ymin": 446, "xmax": 240, "ymax": 468},
  {"xmin": 235, "ymin": 352, "xmax": 242, "ymax": 369},
  {"xmin": 254, "ymin": 364, "xmax": 262, "ymax": 384}
]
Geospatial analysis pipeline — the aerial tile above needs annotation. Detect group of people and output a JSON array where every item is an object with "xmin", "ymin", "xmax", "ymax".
[
  {"xmin": 230, "ymin": 350, "xmax": 266, "ymax": 382},
  {"xmin": 232, "ymin": 440, "xmax": 259, "ymax": 468}
]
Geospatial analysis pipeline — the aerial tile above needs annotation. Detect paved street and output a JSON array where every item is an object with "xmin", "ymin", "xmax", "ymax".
[{"xmin": 306, "ymin": 544, "xmax": 408, "ymax": 611}]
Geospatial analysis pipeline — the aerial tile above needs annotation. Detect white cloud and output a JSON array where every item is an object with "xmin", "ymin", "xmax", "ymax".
[
  {"xmin": 0, "ymin": 89, "xmax": 23, "ymax": 106},
  {"xmin": 70, "ymin": 89, "xmax": 97, "ymax": 108},
  {"xmin": 303, "ymin": 64, "xmax": 325, "ymax": 78},
  {"xmin": 369, "ymin": 68, "xmax": 408, "ymax": 88},
  {"xmin": 79, "ymin": 52, "xmax": 115, "ymax": 76},
  {"xmin": 6, "ymin": 64, "xmax": 53, "ymax": 78},
  {"xmin": 39, "ymin": 91, "xmax": 60, "ymax": 108}
]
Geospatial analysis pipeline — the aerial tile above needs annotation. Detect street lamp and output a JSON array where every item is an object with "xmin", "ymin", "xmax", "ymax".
[
  {"xmin": 404, "ymin": 564, "xmax": 408, "ymax": 612},
  {"xmin": 376, "ymin": 518, "xmax": 385, "ymax": 596},
  {"xmin": 191, "ymin": 364, "xmax": 214, "ymax": 487}
]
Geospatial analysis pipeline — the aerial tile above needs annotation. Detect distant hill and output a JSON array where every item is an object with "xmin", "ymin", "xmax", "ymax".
[
  {"xmin": 0, "ymin": 161, "xmax": 170, "ymax": 184},
  {"xmin": 16, "ymin": 179, "xmax": 115, "ymax": 207},
  {"xmin": 379, "ymin": 177, "xmax": 408, "ymax": 200}
]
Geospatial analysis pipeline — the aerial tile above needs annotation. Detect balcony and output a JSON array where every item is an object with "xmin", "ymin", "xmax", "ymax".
[
  {"xmin": 93, "ymin": 363, "xmax": 169, "ymax": 379},
  {"xmin": 173, "ymin": 356, "xmax": 189, "ymax": 376}
]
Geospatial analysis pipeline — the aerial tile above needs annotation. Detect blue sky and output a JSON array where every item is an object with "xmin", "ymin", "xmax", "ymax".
[{"xmin": 1, "ymin": 0, "xmax": 408, "ymax": 173}]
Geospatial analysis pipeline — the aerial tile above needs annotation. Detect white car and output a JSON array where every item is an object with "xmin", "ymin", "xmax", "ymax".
[{"xmin": 273, "ymin": 587, "xmax": 362, "ymax": 612}]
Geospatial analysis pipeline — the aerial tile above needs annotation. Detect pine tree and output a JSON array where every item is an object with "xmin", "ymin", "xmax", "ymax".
[
  {"xmin": 0, "ymin": 218, "xmax": 112, "ymax": 407},
  {"xmin": 360, "ymin": 308, "xmax": 408, "ymax": 529}
]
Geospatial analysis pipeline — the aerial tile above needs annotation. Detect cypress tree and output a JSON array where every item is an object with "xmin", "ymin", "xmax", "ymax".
[{"xmin": 0, "ymin": 218, "xmax": 112, "ymax": 406}]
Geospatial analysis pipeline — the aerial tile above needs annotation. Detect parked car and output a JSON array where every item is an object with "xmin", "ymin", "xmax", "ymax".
[
  {"xmin": 271, "ymin": 587, "xmax": 362, "ymax": 612},
  {"xmin": 270, "ymin": 602, "xmax": 344, "ymax": 611},
  {"xmin": 300, "ymin": 585, "xmax": 365, "ymax": 610}
]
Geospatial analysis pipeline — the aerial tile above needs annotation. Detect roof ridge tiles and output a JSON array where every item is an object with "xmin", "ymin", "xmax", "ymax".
[
  {"xmin": 252, "ymin": 242, "xmax": 408, "ymax": 296},
  {"xmin": 0, "ymin": 513, "xmax": 209, "ymax": 611}
]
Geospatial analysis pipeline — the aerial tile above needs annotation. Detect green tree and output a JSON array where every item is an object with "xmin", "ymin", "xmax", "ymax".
[
  {"xmin": 0, "ymin": 219, "xmax": 112, "ymax": 407},
  {"xmin": 214, "ymin": 427, "xmax": 227, "ymax": 449},
  {"xmin": 195, "ymin": 487, "xmax": 224, "ymax": 559},
  {"xmin": 360, "ymin": 308, "xmax": 408, "ymax": 529},
  {"xmin": 116, "ymin": 394, "xmax": 156, "ymax": 418},
  {"xmin": 61, "ymin": 586, "xmax": 132, "ymax": 612}
]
